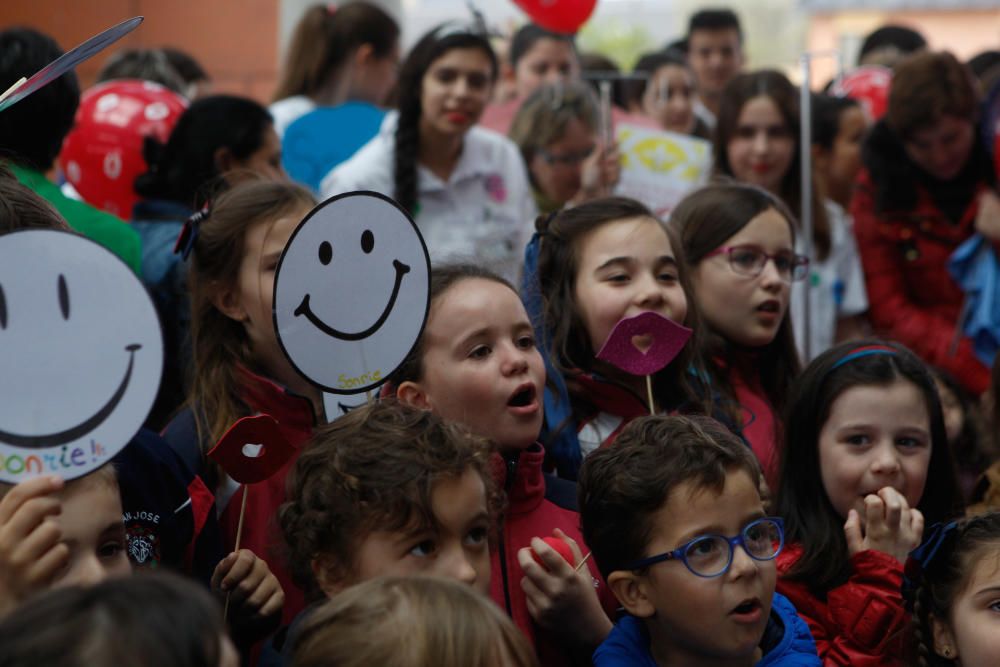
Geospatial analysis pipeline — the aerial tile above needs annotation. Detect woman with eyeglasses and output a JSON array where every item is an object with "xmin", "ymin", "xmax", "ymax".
[
  {"xmin": 670, "ymin": 183, "xmax": 806, "ymax": 489},
  {"xmin": 320, "ymin": 23, "xmax": 536, "ymax": 283},
  {"xmin": 508, "ymin": 82, "xmax": 620, "ymax": 214},
  {"xmin": 714, "ymin": 70, "xmax": 869, "ymax": 362}
]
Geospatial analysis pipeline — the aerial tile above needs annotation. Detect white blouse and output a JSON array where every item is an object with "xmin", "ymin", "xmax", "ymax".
[{"xmin": 320, "ymin": 112, "xmax": 538, "ymax": 283}]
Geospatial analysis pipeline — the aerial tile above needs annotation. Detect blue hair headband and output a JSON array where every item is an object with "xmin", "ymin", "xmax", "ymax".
[
  {"xmin": 902, "ymin": 521, "xmax": 960, "ymax": 611},
  {"xmin": 830, "ymin": 345, "xmax": 897, "ymax": 370}
]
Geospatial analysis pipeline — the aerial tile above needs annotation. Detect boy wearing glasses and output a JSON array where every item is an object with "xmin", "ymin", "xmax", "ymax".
[{"xmin": 579, "ymin": 415, "xmax": 820, "ymax": 666}]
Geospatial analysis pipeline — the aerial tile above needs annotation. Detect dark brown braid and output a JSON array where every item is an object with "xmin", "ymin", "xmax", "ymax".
[{"xmin": 907, "ymin": 512, "xmax": 1000, "ymax": 666}]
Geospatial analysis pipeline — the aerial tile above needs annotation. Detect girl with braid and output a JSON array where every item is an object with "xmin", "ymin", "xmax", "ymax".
[
  {"xmin": 905, "ymin": 512, "xmax": 1000, "ymax": 667},
  {"xmin": 320, "ymin": 23, "xmax": 536, "ymax": 283}
]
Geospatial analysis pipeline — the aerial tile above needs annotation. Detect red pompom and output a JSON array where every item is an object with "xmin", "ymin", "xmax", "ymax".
[{"xmin": 530, "ymin": 535, "xmax": 575, "ymax": 569}]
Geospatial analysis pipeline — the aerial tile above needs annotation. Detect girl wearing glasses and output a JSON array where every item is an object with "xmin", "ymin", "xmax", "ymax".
[
  {"xmin": 321, "ymin": 24, "xmax": 536, "ymax": 283},
  {"xmin": 509, "ymin": 82, "xmax": 620, "ymax": 214},
  {"xmin": 670, "ymin": 183, "xmax": 805, "ymax": 488},
  {"xmin": 774, "ymin": 341, "xmax": 963, "ymax": 666},
  {"xmin": 714, "ymin": 70, "xmax": 868, "ymax": 361}
]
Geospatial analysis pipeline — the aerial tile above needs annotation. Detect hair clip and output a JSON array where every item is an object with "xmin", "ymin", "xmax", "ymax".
[
  {"xmin": 173, "ymin": 204, "xmax": 210, "ymax": 260},
  {"xmin": 830, "ymin": 344, "xmax": 897, "ymax": 370},
  {"xmin": 434, "ymin": 3, "xmax": 495, "ymax": 40},
  {"xmin": 902, "ymin": 520, "xmax": 959, "ymax": 611},
  {"xmin": 465, "ymin": 1, "xmax": 489, "ymax": 37},
  {"xmin": 532, "ymin": 210, "xmax": 558, "ymax": 237}
]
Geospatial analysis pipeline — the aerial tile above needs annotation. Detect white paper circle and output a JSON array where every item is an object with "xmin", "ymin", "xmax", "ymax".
[
  {"xmin": 0, "ymin": 230, "xmax": 163, "ymax": 483},
  {"xmin": 273, "ymin": 191, "xmax": 430, "ymax": 394}
]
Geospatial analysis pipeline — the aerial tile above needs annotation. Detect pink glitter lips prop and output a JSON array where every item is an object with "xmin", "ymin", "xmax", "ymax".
[{"xmin": 596, "ymin": 311, "xmax": 693, "ymax": 376}]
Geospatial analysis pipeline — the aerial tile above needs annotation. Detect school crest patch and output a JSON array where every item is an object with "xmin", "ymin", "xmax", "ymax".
[{"xmin": 126, "ymin": 523, "xmax": 160, "ymax": 568}]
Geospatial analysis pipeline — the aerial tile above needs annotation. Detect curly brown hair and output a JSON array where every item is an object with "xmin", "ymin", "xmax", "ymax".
[{"xmin": 279, "ymin": 400, "xmax": 500, "ymax": 596}]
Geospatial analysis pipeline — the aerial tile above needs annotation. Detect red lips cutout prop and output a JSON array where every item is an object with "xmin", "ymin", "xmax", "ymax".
[
  {"xmin": 207, "ymin": 415, "xmax": 294, "ymax": 485},
  {"xmin": 596, "ymin": 311, "xmax": 692, "ymax": 376}
]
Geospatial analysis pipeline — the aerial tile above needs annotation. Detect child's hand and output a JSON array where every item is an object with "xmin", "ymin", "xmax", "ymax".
[
  {"xmin": 579, "ymin": 141, "xmax": 621, "ymax": 200},
  {"xmin": 517, "ymin": 529, "xmax": 612, "ymax": 649},
  {"xmin": 974, "ymin": 190, "xmax": 1000, "ymax": 241},
  {"xmin": 844, "ymin": 487, "xmax": 924, "ymax": 564},
  {"xmin": 211, "ymin": 549, "xmax": 285, "ymax": 635},
  {"xmin": 0, "ymin": 476, "xmax": 67, "ymax": 618}
]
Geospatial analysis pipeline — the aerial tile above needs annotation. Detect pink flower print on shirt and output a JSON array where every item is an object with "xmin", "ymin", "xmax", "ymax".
[{"xmin": 484, "ymin": 173, "xmax": 507, "ymax": 203}]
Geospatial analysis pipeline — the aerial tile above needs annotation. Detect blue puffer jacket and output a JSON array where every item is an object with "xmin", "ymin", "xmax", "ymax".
[{"xmin": 593, "ymin": 592, "xmax": 820, "ymax": 666}]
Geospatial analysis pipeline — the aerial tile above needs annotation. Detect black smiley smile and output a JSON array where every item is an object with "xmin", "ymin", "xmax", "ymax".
[
  {"xmin": 0, "ymin": 344, "xmax": 141, "ymax": 448},
  {"xmin": 295, "ymin": 259, "xmax": 410, "ymax": 341}
]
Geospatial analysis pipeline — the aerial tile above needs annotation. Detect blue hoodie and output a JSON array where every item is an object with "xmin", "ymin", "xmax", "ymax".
[{"xmin": 593, "ymin": 592, "xmax": 820, "ymax": 667}]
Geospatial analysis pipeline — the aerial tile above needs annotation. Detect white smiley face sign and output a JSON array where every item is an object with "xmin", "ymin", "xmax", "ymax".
[
  {"xmin": 273, "ymin": 191, "xmax": 430, "ymax": 396},
  {"xmin": 0, "ymin": 230, "xmax": 163, "ymax": 483}
]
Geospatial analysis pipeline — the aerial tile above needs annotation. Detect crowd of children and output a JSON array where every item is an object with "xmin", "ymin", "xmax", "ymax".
[{"xmin": 2, "ymin": 3, "xmax": 1000, "ymax": 666}]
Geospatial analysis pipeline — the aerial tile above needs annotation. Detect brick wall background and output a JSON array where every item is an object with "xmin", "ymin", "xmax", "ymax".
[{"xmin": 1, "ymin": 0, "xmax": 281, "ymax": 102}]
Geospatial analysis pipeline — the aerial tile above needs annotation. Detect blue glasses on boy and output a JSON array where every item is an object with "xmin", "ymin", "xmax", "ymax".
[{"xmin": 622, "ymin": 517, "xmax": 784, "ymax": 578}]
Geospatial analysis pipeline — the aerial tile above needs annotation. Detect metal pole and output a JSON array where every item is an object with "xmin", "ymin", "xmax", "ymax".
[
  {"xmin": 598, "ymin": 80, "xmax": 613, "ymax": 148},
  {"xmin": 799, "ymin": 53, "xmax": 814, "ymax": 363}
]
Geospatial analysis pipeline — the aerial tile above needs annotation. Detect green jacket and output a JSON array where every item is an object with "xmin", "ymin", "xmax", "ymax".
[{"xmin": 8, "ymin": 162, "xmax": 142, "ymax": 274}]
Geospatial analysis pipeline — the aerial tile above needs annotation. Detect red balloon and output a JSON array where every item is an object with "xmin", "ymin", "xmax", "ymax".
[
  {"xmin": 513, "ymin": 0, "xmax": 597, "ymax": 35},
  {"xmin": 830, "ymin": 66, "xmax": 892, "ymax": 123},
  {"xmin": 529, "ymin": 536, "xmax": 575, "ymax": 570},
  {"xmin": 59, "ymin": 79, "xmax": 188, "ymax": 218}
]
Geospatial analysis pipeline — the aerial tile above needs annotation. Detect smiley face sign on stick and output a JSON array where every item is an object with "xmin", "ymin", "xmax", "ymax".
[
  {"xmin": 0, "ymin": 230, "xmax": 163, "ymax": 483},
  {"xmin": 273, "ymin": 191, "xmax": 430, "ymax": 402}
]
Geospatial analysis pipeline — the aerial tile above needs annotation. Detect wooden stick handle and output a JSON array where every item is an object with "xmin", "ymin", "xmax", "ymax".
[
  {"xmin": 645, "ymin": 375, "xmax": 655, "ymax": 415},
  {"xmin": 575, "ymin": 551, "xmax": 593, "ymax": 573},
  {"xmin": 223, "ymin": 486, "xmax": 250, "ymax": 620}
]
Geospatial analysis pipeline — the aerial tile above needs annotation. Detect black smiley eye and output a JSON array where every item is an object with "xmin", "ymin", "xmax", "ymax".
[
  {"xmin": 318, "ymin": 241, "xmax": 333, "ymax": 265},
  {"xmin": 361, "ymin": 230, "xmax": 374, "ymax": 254},
  {"xmin": 58, "ymin": 274, "xmax": 70, "ymax": 320},
  {"xmin": 0, "ymin": 283, "xmax": 6, "ymax": 329}
]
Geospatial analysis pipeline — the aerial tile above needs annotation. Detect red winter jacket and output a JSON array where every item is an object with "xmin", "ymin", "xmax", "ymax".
[
  {"xmin": 163, "ymin": 367, "xmax": 318, "ymax": 627},
  {"xmin": 572, "ymin": 373, "xmax": 653, "ymax": 454},
  {"xmin": 775, "ymin": 543, "xmax": 907, "ymax": 667},
  {"xmin": 490, "ymin": 444, "xmax": 619, "ymax": 666},
  {"xmin": 850, "ymin": 168, "xmax": 990, "ymax": 394}
]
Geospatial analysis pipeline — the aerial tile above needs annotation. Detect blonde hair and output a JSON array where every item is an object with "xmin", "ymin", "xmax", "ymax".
[{"xmin": 291, "ymin": 576, "xmax": 540, "ymax": 667}]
